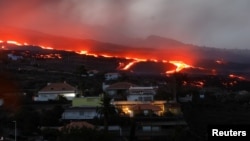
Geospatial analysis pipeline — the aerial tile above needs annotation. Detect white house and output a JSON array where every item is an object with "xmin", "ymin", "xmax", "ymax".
[
  {"xmin": 7, "ymin": 53, "xmax": 23, "ymax": 61},
  {"xmin": 34, "ymin": 82, "xmax": 77, "ymax": 101},
  {"xmin": 127, "ymin": 86, "xmax": 157, "ymax": 101},
  {"xmin": 105, "ymin": 72, "xmax": 120, "ymax": 81}
]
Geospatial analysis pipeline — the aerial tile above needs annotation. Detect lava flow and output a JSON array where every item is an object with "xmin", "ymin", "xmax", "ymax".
[
  {"xmin": 0, "ymin": 39, "xmax": 205, "ymax": 75},
  {"xmin": 121, "ymin": 61, "xmax": 138, "ymax": 70},
  {"xmin": 166, "ymin": 61, "xmax": 192, "ymax": 74},
  {"xmin": 0, "ymin": 39, "xmax": 194, "ymax": 74},
  {"xmin": 229, "ymin": 74, "xmax": 246, "ymax": 80},
  {"xmin": 1, "ymin": 38, "xmax": 249, "ymax": 80},
  {"xmin": 119, "ymin": 59, "xmax": 192, "ymax": 74},
  {"xmin": 1, "ymin": 40, "xmax": 54, "ymax": 50}
]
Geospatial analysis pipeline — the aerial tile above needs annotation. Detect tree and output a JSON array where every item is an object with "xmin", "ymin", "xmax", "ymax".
[
  {"xmin": 40, "ymin": 105, "xmax": 64, "ymax": 126},
  {"xmin": 76, "ymin": 65, "xmax": 87, "ymax": 76},
  {"xmin": 96, "ymin": 93, "xmax": 116, "ymax": 131},
  {"xmin": 14, "ymin": 106, "xmax": 40, "ymax": 135}
]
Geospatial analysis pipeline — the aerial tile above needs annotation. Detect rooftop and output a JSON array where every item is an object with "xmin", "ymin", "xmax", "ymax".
[
  {"xmin": 72, "ymin": 96, "xmax": 101, "ymax": 107},
  {"xmin": 131, "ymin": 104, "xmax": 162, "ymax": 111},
  {"xmin": 39, "ymin": 82, "xmax": 76, "ymax": 92},
  {"xmin": 59, "ymin": 121, "xmax": 95, "ymax": 130},
  {"xmin": 107, "ymin": 82, "xmax": 137, "ymax": 90}
]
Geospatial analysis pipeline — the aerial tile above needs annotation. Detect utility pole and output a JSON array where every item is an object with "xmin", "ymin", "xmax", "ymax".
[
  {"xmin": 13, "ymin": 121, "xmax": 16, "ymax": 141},
  {"xmin": 172, "ymin": 73, "xmax": 177, "ymax": 103}
]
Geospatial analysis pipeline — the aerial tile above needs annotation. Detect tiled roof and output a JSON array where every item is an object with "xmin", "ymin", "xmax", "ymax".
[
  {"xmin": 107, "ymin": 82, "xmax": 136, "ymax": 90},
  {"xmin": 59, "ymin": 121, "xmax": 95, "ymax": 130},
  {"xmin": 40, "ymin": 82, "xmax": 76, "ymax": 92},
  {"xmin": 131, "ymin": 104, "xmax": 161, "ymax": 111}
]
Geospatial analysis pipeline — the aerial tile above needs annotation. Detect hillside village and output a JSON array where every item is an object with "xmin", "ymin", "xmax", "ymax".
[{"xmin": 1, "ymin": 49, "xmax": 250, "ymax": 141}]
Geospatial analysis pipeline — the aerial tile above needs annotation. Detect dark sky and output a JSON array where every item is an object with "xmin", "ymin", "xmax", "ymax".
[{"xmin": 1, "ymin": 0, "xmax": 250, "ymax": 49}]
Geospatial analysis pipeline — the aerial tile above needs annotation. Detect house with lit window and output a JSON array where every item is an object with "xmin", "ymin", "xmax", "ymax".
[
  {"xmin": 112, "ymin": 100, "xmax": 166, "ymax": 117},
  {"xmin": 111, "ymin": 86, "xmax": 182, "ymax": 117},
  {"xmin": 110, "ymin": 86, "xmax": 166, "ymax": 117},
  {"xmin": 34, "ymin": 82, "xmax": 77, "ymax": 101},
  {"xmin": 61, "ymin": 96, "xmax": 101, "ymax": 120}
]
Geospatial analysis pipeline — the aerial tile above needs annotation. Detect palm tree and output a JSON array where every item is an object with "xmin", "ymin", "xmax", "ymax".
[{"xmin": 96, "ymin": 93, "xmax": 116, "ymax": 131}]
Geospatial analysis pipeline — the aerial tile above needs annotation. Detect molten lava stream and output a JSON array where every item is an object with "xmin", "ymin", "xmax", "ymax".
[
  {"xmin": 121, "ymin": 61, "xmax": 138, "ymax": 70},
  {"xmin": 166, "ymin": 61, "xmax": 192, "ymax": 74},
  {"xmin": 2, "ymin": 39, "xmax": 196, "ymax": 75}
]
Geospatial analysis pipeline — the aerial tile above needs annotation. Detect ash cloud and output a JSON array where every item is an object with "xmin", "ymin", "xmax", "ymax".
[{"xmin": 1, "ymin": 0, "xmax": 250, "ymax": 49}]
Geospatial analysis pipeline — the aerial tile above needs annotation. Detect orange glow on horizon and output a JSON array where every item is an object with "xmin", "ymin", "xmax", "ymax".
[
  {"xmin": 1, "ymin": 39, "xmax": 55, "ymax": 50},
  {"xmin": 78, "ymin": 50, "xmax": 88, "ymax": 54},
  {"xmin": 7, "ymin": 40, "xmax": 22, "ymax": 46},
  {"xmin": 40, "ymin": 45, "xmax": 54, "ymax": 50},
  {"xmin": 1, "ymin": 39, "xmax": 196, "ymax": 74}
]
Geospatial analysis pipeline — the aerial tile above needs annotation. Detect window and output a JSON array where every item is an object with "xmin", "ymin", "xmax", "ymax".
[
  {"xmin": 144, "ymin": 96, "xmax": 152, "ymax": 101},
  {"xmin": 79, "ymin": 111, "xmax": 84, "ymax": 115}
]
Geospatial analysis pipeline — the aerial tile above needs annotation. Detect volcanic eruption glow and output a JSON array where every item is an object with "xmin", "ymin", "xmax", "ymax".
[
  {"xmin": 7, "ymin": 40, "xmax": 23, "ymax": 46},
  {"xmin": 77, "ymin": 50, "xmax": 100, "ymax": 57},
  {"xmin": 119, "ymin": 59, "xmax": 192, "ymax": 73},
  {"xmin": 40, "ymin": 45, "xmax": 54, "ymax": 50},
  {"xmin": 1, "ymin": 38, "xmax": 249, "ymax": 80},
  {"xmin": 121, "ymin": 61, "xmax": 138, "ymax": 70},
  {"xmin": 166, "ymin": 61, "xmax": 192, "ymax": 74},
  {"xmin": 0, "ymin": 38, "xmax": 197, "ymax": 74}
]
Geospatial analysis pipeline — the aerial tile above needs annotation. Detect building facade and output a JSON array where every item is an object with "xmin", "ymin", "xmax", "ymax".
[{"xmin": 34, "ymin": 82, "xmax": 77, "ymax": 101}]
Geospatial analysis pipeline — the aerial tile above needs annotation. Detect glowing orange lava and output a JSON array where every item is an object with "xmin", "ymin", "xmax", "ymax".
[
  {"xmin": 78, "ymin": 50, "xmax": 88, "ymax": 55},
  {"xmin": 229, "ymin": 74, "xmax": 246, "ymax": 80},
  {"xmin": 77, "ymin": 50, "xmax": 98, "ymax": 57},
  {"xmin": 100, "ymin": 54, "xmax": 115, "ymax": 58},
  {"xmin": 166, "ymin": 61, "xmax": 192, "ymax": 74},
  {"xmin": 121, "ymin": 61, "xmax": 138, "ymax": 70},
  {"xmin": 120, "ymin": 59, "xmax": 192, "ymax": 74},
  {"xmin": 1, "ymin": 40, "xmax": 56, "ymax": 50},
  {"xmin": 1, "ymin": 39, "xmax": 195, "ymax": 74},
  {"xmin": 39, "ymin": 45, "xmax": 54, "ymax": 50},
  {"xmin": 215, "ymin": 59, "xmax": 225, "ymax": 64},
  {"xmin": 7, "ymin": 40, "xmax": 23, "ymax": 46}
]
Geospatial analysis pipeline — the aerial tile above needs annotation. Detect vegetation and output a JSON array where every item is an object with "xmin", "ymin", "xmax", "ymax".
[{"xmin": 96, "ymin": 93, "xmax": 117, "ymax": 131}]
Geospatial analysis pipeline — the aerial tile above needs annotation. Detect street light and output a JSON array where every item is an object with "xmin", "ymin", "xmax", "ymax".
[{"xmin": 12, "ymin": 121, "xmax": 16, "ymax": 141}]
